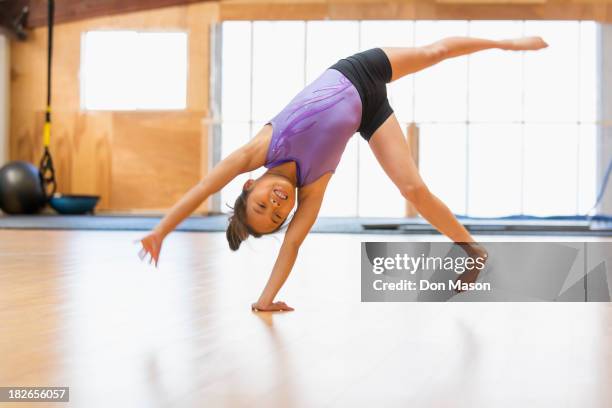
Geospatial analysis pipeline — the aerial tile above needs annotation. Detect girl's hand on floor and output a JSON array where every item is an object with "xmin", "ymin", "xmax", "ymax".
[
  {"xmin": 134, "ymin": 230, "xmax": 164, "ymax": 268},
  {"xmin": 251, "ymin": 301, "xmax": 295, "ymax": 312}
]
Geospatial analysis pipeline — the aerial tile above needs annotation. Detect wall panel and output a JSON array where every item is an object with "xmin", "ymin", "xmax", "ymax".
[
  {"xmin": 219, "ymin": 0, "xmax": 612, "ymax": 22},
  {"xmin": 9, "ymin": 2, "xmax": 218, "ymax": 212}
]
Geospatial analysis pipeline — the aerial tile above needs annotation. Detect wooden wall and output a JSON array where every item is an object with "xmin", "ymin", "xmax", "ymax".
[
  {"xmin": 9, "ymin": 2, "xmax": 218, "ymax": 213},
  {"xmin": 219, "ymin": 0, "xmax": 612, "ymax": 22}
]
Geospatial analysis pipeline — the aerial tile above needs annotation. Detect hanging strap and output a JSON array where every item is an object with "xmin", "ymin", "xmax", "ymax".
[
  {"xmin": 43, "ymin": 0, "xmax": 53, "ymax": 147},
  {"xmin": 39, "ymin": 0, "xmax": 56, "ymax": 199}
]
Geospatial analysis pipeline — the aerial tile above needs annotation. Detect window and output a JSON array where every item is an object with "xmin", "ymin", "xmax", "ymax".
[
  {"xmin": 217, "ymin": 20, "xmax": 599, "ymax": 218},
  {"xmin": 81, "ymin": 31, "xmax": 188, "ymax": 110}
]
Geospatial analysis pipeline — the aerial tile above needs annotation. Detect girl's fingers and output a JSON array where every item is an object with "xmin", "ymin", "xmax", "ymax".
[
  {"xmin": 274, "ymin": 301, "xmax": 293, "ymax": 311},
  {"xmin": 134, "ymin": 234, "xmax": 162, "ymax": 267}
]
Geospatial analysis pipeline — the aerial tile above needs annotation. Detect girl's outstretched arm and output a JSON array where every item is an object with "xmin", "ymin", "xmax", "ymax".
[
  {"xmin": 137, "ymin": 127, "xmax": 270, "ymax": 266},
  {"xmin": 153, "ymin": 143, "xmax": 261, "ymax": 238},
  {"xmin": 251, "ymin": 173, "xmax": 331, "ymax": 312}
]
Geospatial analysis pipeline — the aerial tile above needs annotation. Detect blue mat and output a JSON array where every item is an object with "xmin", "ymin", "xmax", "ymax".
[{"xmin": 0, "ymin": 214, "xmax": 610, "ymax": 236}]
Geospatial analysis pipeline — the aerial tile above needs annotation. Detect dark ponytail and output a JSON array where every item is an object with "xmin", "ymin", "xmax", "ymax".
[{"xmin": 226, "ymin": 188, "xmax": 262, "ymax": 251}]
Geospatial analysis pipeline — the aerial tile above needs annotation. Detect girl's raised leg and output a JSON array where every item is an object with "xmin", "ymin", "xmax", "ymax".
[{"xmin": 382, "ymin": 36, "xmax": 547, "ymax": 82}]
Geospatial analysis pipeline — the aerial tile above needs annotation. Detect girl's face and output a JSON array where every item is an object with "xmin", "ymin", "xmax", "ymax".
[{"xmin": 244, "ymin": 175, "xmax": 296, "ymax": 234}]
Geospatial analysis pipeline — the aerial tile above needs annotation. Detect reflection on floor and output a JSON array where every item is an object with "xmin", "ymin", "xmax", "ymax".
[{"xmin": 1, "ymin": 230, "xmax": 611, "ymax": 407}]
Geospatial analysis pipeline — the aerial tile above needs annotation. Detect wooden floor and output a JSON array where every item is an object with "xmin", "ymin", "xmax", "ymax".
[{"xmin": 1, "ymin": 229, "xmax": 611, "ymax": 407}]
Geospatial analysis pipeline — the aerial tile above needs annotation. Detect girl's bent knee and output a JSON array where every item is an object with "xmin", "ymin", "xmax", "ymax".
[
  {"xmin": 426, "ymin": 43, "xmax": 449, "ymax": 61},
  {"xmin": 401, "ymin": 183, "xmax": 430, "ymax": 206}
]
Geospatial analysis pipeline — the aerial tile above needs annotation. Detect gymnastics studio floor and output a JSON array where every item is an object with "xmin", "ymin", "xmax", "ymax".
[{"xmin": 2, "ymin": 229, "xmax": 611, "ymax": 408}]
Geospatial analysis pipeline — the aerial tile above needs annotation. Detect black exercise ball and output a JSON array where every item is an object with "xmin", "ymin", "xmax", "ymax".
[{"xmin": 0, "ymin": 161, "xmax": 47, "ymax": 214}]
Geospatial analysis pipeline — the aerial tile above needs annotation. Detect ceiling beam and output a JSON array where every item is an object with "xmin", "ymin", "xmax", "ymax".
[{"xmin": 21, "ymin": 0, "xmax": 215, "ymax": 28}]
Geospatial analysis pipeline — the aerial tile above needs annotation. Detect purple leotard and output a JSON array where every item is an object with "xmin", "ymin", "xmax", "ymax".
[{"xmin": 265, "ymin": 69, "xmax": 362, "ymax": 187}]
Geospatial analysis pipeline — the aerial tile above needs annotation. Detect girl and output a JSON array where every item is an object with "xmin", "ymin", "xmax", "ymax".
[{"xmin": 137, "ymin": 35, "xmax": 548, "ymax": 312}]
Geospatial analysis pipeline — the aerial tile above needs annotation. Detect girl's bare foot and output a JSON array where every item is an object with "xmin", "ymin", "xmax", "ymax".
[
  {"xmin": 454, "ymin": 243, "xmax": 489, "ymax": 293},
  {"xmin": 501, "ymin": 36, "xmax": 548, "ymax": 51}
]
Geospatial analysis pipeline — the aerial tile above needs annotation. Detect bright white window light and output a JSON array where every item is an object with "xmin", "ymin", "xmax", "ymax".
[
  {"xmin": 219, "ymin": 20, "xmax": 599, "ymax": 218},
  {"xmin": 81, "ymin": 31, "xmax": 188, "ymax": 110}
]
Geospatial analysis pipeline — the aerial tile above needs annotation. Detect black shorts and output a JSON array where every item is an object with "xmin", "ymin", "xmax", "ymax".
[{"xmin": 329, "ymin": 48, "xmax": 394, "ymax": 142}]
